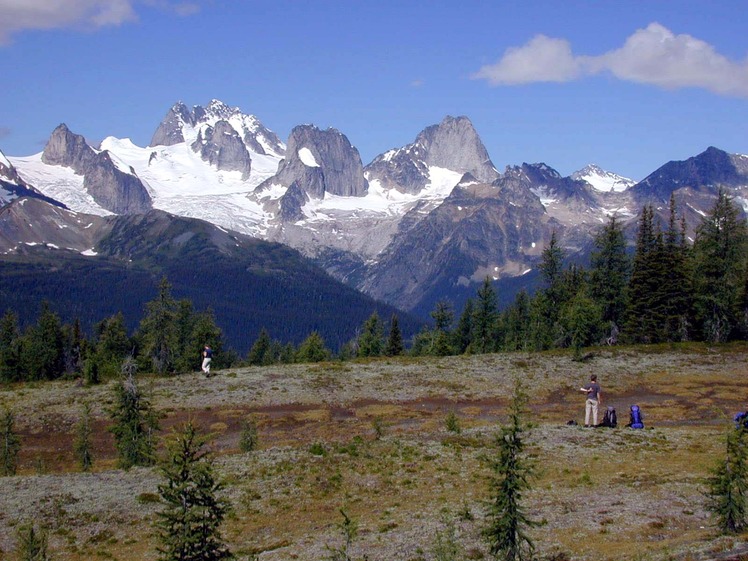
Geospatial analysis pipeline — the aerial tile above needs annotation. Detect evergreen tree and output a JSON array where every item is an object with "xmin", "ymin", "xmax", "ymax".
[
  {"xmin": 15, "ymin": 523, "xmax": 50, "ymax": 561},
  {"xmin": 692, "ymin": 189, "xmax": 748, "ymax": 342},
  {"xmin": 247, "ymin": 329, "xmax": 272, "ymax": 366},
  {"xmin": 138, "ymin": 277, "xmax": 179, "ymax": 374},
  {"xmin": 484, "ymin": 380, "xmax": 536, "ymax": 561},
  {"xmin": 527, "ymin": 292, "xmax": 554, "ymax": 352},
  {"xmin": 62, "ymin": 317, "xmax": 85, "ymax": 377},
  {"xmin": 92, "ymin": 312, "xmax": 131, "ymax": 379},
  {"xmin": 706, "ymin": 425, "xmax": 748, "ymax": 534},
  {"xmin": 0, "ymin": 310, "xmax": 21, "ymax": 382},
  {"xmin": 297, "ymin": 331, "xmax": 330, "ymax": 363},
  {"xmin": 589, "ymin": 214, "xmax": 630, "ymax": 334},
  {"xmin": 156, "ymin": 421, "xmax": 233, "ymax": 561},
  {"xmin": 109, "ymin": 367, "xmax": 158, "ymax": 469},
  {"xmin": 239, "ymin": 416, "xmax": 259, "ymax": 453},
  {"xmin": 0, "ymin": 406, "xmax": 21, "ymax": 476},
  {"xmin": 431, "ymin": 300, "xmax": 455, "ymax": 332},
  {"xmin": 454, "ymin": 298, "xmax": 474, "ymax": 354},
  {"xmin": 358, "ymin": 312, "xmax": 384, "ymax": 358},
  {"xmin": 188, "ymin": 309, "xmax": 224, "ymax": 370},
  {"xmin": 530, "ymin": 232, "xmax": 569, "ymax": 349},
  {"xmin": 539, "ymin": 231, "xmax": 567, "ymax": 310},
  {"xmin": 560, "ymin": 289, "xmax": 603, "ymax": 359},
  {"xmin": 20, "ymin": 301, "xmax": 64, "ymax": 380},
  {"xmin": 471, "ymin": 277, "xmax": 499, "ymax": 354},
  {"xmin": 385, "ymin": 314, "xmax": 404, "ymax": 357},
  {"xmin": 74, "ymin": 402, "xmax": 94, "ymax": 472},
  {"xmin": 326, "ymin": 509, "xmax": 358, "ymax": 561},
  {"xmin": 502, "ymin": 290, "xmax": 531, "ymax": 352},
  {"xmin": 625, "ymin": 206, "xmax": 668, "ymax": 343},
  {"xmin": 660, "ymin": 195, "xmax": 693, "ymax": 341}
]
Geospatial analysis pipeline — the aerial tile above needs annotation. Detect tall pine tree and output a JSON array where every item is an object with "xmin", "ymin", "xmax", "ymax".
[
  {"xmin": 471, "ymin": 277, "xmax": 499, "ymax": 354},
  {"xmin": 138, "ymin": 277, "xmax": 179, "ymax": 374},
  {"xmin": 692, "ymin": 189, "xmax": 748, "ymax": 342},
  {"xmin": 589, "ymin": 214, "xmax": 630, "ymax": 339}
]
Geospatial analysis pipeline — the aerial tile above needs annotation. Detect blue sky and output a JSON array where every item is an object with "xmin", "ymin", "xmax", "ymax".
[{"xmin": 1, "ymin": 0, "xmax": 746, "ymax": 180}]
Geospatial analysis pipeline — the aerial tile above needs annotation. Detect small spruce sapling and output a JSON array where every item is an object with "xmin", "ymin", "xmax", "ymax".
[
  {"xmin": 156, "ymin": 421, "xmax": 233, "ymax": 561},
  {"xmin": 0, "ymin": 406, "xmax": 21, "ymax": 476},
  {"xmin": 706, "ymin": 423, "xmax": 748, "ymax": 534},
  {"xmin": 74, "ymin": 402, "xmax": 94, "ymax": 472},
  {"xmin": 483, "ymin": 379, "xmax": 537, "ymax": 561},
  {"xmin": 15, "ymin": 522, "xmax": 50, "ymax": 561},
  {"xmin": 239, "ymin": 416, "xmax": 259, "ymax": 453},
  {"xmin": 326, "ymin": 509, "xmax": 358, "ymax": 561}
]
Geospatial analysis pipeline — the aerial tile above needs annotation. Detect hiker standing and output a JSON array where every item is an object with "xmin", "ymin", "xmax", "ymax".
[
  {"xmin": 580, "ymin": 374, "xmax": 602, "ymax": 427},
  {"xmin": 202, "ymin": 345, "xmax": 213, "ymax": 377}
]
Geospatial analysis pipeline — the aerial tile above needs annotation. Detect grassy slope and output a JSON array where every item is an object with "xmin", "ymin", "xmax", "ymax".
[{"xmin": 1, "ymin": 343, "xmax": 748, "ymax": 560}]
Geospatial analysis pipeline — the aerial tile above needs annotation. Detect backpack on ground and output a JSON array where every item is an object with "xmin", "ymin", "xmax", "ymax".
[
  {"xmin": 628, "ymin": 405, "xmax": 644, "ymax": 429},
  {"xmin": 599, "ymin": 406, "xmax": 617, "ymax": 428},
  {"xmin": 734, "ymin": 411, "xmax": 748, "ymax": 430}
]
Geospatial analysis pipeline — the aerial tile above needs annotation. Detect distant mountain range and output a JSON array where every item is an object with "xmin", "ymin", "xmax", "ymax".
[{"xmin": 2, "ymin": 99, "xmax": 747, "ymax": 336}]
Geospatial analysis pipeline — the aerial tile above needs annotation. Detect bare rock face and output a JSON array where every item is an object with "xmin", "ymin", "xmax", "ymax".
[
  {"xmin": 191, "ymin": 120, "xmax": 252, "ymax": 179},
  {"xmin": 150, "ymin": 101, "xmax": 194, "ymax": 147},
  {"xmin": 42, "ymin": 124, "xmax": 97, "ymax": 170},
  {"xmin": 259, "ymin": 125, "xmax": 368, "ymax": 217},
  {"xmin": 365, "ymin": 116, "xmax": 499, "ymax": 194},
  {"xmin": 150, "ymin": 99, "xmax": 286, "ymax": 159},
  {"xmin": 360, "ymin": 172, "xmax": 551, "ymax": 312},
  {"xmin": 278, "ymin": 181, "xmax": 309, "ymax": 222},
  {"xmin": 42, "ymin": 124, "xmax": 152, "ymax": 214}
]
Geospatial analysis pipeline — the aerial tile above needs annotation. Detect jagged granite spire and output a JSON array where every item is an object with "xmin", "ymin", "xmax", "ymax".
[
  {"xmin": 259, "ymin": 124, "xmax": 368, "ymax": 203},
  {"xmin": 191, "ymin": 120, "xmax": 252, "ymax": 179},
  {"xmin": 365, "ymin": 115, "xmax": 499, "ymax": 194},
  {"xmin": 42, "ymin": 124, "xmax": 152, "ymax": 214}
]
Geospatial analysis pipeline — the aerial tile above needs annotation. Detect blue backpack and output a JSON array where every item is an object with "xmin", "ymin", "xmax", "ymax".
[
  {"xmin": 734, "ymin": 412, "xmax": 748, "ymax": 430},
  {"xmin": 629, "ymin": 405, "xmax": 644, "ymax": 429}
]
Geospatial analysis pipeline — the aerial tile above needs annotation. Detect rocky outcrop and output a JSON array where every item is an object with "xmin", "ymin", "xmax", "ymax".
[
  {"xmin": 42, "ymin": 124, "xmax": 97, "ymax": 171},
  {"xmin": 42, "ymin": 124, "xmax": 152, "ymax": 214},
  {"xmin": 150, "ymin": 99, "xmax": 286, "ymax": 159},
  {"xmin": 260, "ymin": 125, "xmax": 368, "ymax": 205},
  {"xmin": 150, "ymin": 101, "xmax": 194, "ymax": 146},
  {"xmin": 278, "ymin": 181, "xmax": 309, "ymax": 222},
  {"xmin": 191, "ymin": 120, "xmax": 252, "ymax": 179},
  {"xmin": 365, "ymin": 116, "xmax": 499, "ymax": 194}
]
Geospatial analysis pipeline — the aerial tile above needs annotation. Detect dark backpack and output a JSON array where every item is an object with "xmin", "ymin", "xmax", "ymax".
[
  {"xmin": 629, "ymin": 405, "xmax": 644, "ymax": 429},
  {"xmin": 599, "ymin": 406, "xmax": 617, "ymax": 428},
  {"xmin": 734, "ymin": 412, "xmax": 748, "ymax": 430}
]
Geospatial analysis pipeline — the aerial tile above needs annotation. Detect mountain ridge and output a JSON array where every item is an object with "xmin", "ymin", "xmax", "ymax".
[{"xmin": 3, "ymin": 99, "xmax": 748, "ymax": 316}]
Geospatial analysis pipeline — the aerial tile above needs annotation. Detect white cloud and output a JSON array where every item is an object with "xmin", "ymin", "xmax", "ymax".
[
  {"xmin": 473, "ymin": 23, "xmax": 748, "ymax": 98},
  {"xmin": 0, "ymin": 0, "xmax": 201, "ymax": 44},
  {"xmin": 472, "ymin": 35, "xmax": 582, "ymax": 85}
]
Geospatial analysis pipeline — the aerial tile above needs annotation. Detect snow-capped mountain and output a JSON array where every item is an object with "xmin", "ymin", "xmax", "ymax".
[
  {"xmin": 4, "ymin": 99, "xmax": 748, "ymax": 315},
  {"xmin": 571, "ymin": 164, "xmax": 635, "ymax": 193}
]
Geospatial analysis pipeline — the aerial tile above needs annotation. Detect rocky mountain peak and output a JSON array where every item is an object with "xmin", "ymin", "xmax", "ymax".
[
  {"xmin": 40, "ymin": 124, "xmax": 152, "ymax": 214},
  {"xmin": 191, "ymin": 120, "xmax": 252, "ymax": 179},
  {"xmin": 365, "ymin": 115, "xmax": 499, "ymax": 195},
  {"xmin": 571, "ymin": 164, "xmax": 635, "ymax": 193},
  {"xmin": 632, "ymin": 146, "xmax": 748, "ymax": 203},
  {"xmin": 41, "ymin": 123, "xmax": 97, "ymax": 172},
  {"xmin": 415, "ymin": 115, "xmax": 499, "ymax": 182},
  {"xmin": 149, "ymin": 102, "xmax": 194, "ymax": 147},
  {"xmin": 260, "ymin": 124, "xmax": 368, "ymax": 203},
  {"xmin": 150, "ymin": 99, "xmax": 285, "ymax": 159}
]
